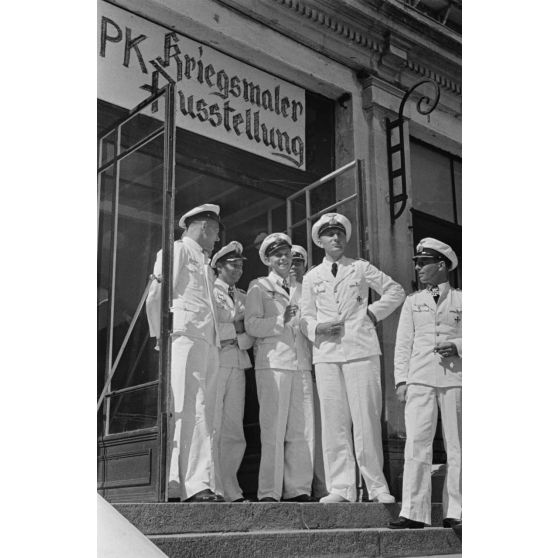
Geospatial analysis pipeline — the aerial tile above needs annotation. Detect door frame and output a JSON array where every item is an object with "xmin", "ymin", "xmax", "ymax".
[
  {"xmin": 97, "ymin": 84, "xmax": 176, "ymax": 503},
  {"xmin": 286, "ymin": 159, "xmax": 366, "ymax": 266}
]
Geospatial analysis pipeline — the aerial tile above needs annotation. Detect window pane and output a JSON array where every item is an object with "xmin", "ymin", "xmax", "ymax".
[
  {"xmin": 99, "ymin": 129, "xmax": 116, "ymax": 167},
  {"xmin": 410, "ymin": 141, "xmax": 454, "ymax": 222},
  {"xmin": 98, "ymin": 167, "xmax": 116, "ymax": 399},
  {"xmin": 454, "ymin": 160, "xmax": 462, "ymax": 226},
  {"xmin": 110, "ymin": 135, "xmax": 164, "ymax": 391},
  {"xmin": 120, "ymin": 109, "xmax": 164, "ymax": 153},
  {"xmin": 108, "ymin": 385, "xmax": 158, "ymax": 434}
]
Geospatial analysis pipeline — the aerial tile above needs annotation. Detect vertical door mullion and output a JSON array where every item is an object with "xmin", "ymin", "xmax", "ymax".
[
  {"xmin": 305, "ymin": 189, "xmax": 312, "ymax": 268},
  {"xmin": 103, "ymin": 124, "xmax": 122, "ymax": 438},
  {"xmin": 158, "ymin": 84, "xmax": 176, "ymax": 502}
]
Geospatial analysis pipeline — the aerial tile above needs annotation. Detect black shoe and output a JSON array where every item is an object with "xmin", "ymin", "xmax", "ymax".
[
  {"xmin": 443, "ymin": 517, "xmax": 461, "ymax": 528},
  {"xmin": 184, "ymin": 489, "xmax": 225, "ymax": 503},
  {"xmin": 283, "ymin": 494, "xmax": 315, "ymax": 502},
  {"xmin": 232, "ymin": 497, "xmax": 249, "ymax": 503},
  {"xmin": 388, "ymin": 517, "xmax": 425, "ymax": 529},
  {"xmin": 259, "ymin": 497, "xmax": 279, "ymax": 502},
  {"xmin": 167, "ymin": 497, "xmax": 181, "ymax": 502}
]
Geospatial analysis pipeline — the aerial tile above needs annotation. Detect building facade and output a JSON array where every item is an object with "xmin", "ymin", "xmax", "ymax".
[{"xmin": 97, "ymin": 0, "xmax": 461, "ymax": 502}]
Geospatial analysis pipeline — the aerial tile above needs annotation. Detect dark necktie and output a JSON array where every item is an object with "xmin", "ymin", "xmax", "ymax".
[
  {"xmin": 331, "ymin": 262, "xmax": 338, "ymax": 277},
  {"xmin": 228, "ymin": 286, "xmax": 235, "ymax": 301},
  {"xmin": 429, "ymin": 285, "xmax": 440, "ymax": 304},
  {"xmin": 282, "ymin": 279, "xmax": 290, "ymax": 294}
]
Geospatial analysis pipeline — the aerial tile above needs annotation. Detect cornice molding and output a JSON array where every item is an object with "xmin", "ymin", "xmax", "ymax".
[
  {"xmin": 272, "ymin": 0, "xmax": 461, "ymax": 96},
  {"xmin": 407, "ymin": 58, "xmax": 461, "ymax": 95},
  {"xmin": 217, "ymin": 0, "xmax": 461, "ymax": 96},
  {"xmin": 272, "ymin": 0, "xmax": 384, "ymax": 54}
]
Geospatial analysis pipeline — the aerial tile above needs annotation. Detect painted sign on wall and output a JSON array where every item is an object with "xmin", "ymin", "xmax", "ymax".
[{"xmin": 98, "ymin": 1, "xmax": 306, "ymax": 169}]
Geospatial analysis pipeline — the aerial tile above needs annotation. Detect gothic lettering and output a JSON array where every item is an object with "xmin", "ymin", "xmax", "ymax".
[{"xmin": 100, "ymin": 17, "xmax": 122, "ymax": 58}]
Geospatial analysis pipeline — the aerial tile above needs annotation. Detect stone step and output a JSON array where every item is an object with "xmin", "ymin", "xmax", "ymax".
[
  {"xmin": 148, "ymin": 527, "xmax": 461, "ymax": 558},
  {"xmin": 113, "ymin": 502, "xmax": 447, "ymax": 535}
]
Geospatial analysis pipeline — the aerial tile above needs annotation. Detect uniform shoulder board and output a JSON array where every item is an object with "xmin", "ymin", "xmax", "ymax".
[
  {"xmin": 237, "ymin": 288, "xmax": 247, "ymax": 294},
  {"xmin": 455, "ymin": 287, "xmax": 461, "ymax": 291},
  {"xmin": 248, "ymin": 277, "xmax": 265, "ymax": 288},
  {"xmin": 358, "ymin": 258, "xmax": 369, "ymax": 263}
]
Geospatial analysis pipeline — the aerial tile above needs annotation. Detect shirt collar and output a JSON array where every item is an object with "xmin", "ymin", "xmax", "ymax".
[
  {"xmin": 269, "ymin": 270, "xmax": 288, "ymax": 286},
  {"xmin": 214, "ymin": 277, "xmax": 231, "ymax": 290},
  {"xmin": 182, "ymin": 236, "xmax": 203, "ymax": 253},
  {"xmin": 323, "ymin": 255, "xmax": 347, "ymax": 265},
  {"xmin": 438, "ymin": 281, "xmax": 450, "ymax": 294},
  {"xmin": 182, "ymin": 236, "xmax": 210, "ymax": 263},
  {"xmin": 427, "ymin": 281, "xmax": 450, "ymax": 293}
]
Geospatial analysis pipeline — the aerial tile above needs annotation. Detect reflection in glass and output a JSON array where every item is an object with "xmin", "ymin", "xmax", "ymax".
[
  {"xmin": 410, "ymin": 140, "xmax": 454, "ymax": 222},
  {"xmin": 108, "ymin": 385, "xmax": 158, "ymax": 434},
  {"xmin": 99, "ymin": 129, "xmax": 117, "ymax": 167},
  {"xmin": 120, "ymin": 105, "xmax": 165, "ymax": 153},
  {"xmin": 98, "ymin": 168, "xmax": 116, "ymax": 399},
  {"xmin": 110, "ymin": 135, "xmax": 164, "ymax": 391}
]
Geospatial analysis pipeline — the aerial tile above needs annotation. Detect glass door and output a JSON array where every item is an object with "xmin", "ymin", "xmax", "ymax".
[
  {"xmin": 286, "ymin": 159, "xmax": 366, "ymax": 265},
  {"xmin": 97, "ymin": 85, "xmax": 175, "ymax": 502}
]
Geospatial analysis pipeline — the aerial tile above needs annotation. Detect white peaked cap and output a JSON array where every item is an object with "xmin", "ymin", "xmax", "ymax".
[
  {"xmin": 178, "ymin": 203, "xmax": 220, "ymax": 229},
  {"xmin": 210, "ymin": 240, "xmax": 245, "ymax": 268},
  {"xmin": 414, "ymin": 237, "xmax": 458, "ymax": 271},
  {"xmin": 291, "ymin": 245, "xmax": 308, "ymax": 266},
  {"xmin": 311, "ymin": 212, "xmax": 352, "ymax": 246},
  {"xmin": 258, "ymin": 232, "xmax": 292, "ymax": 265}
]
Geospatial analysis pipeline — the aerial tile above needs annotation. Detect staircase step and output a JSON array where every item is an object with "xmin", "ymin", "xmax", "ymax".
[
  {"xmin": 148, "ymin": 527, "xmax": 461, "ymax": 558},
  {"xmin": 113, "ymin": 502, "xmax": 446, "ymax": 535}
]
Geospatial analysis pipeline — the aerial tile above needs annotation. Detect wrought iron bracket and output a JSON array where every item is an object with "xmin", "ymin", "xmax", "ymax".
[{"xmin": 385, "ymin": 79, "xmax": 440, "ymax": 223}]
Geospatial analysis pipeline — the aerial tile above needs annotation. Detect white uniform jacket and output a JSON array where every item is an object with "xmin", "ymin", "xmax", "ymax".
[
  {"xmin": 146, "ymin": 237, "xmax": 220, "ymax": 346},
  {"xmin": 300, "ymin": 256, "xmax": 405, "ymax": 364},
  {"xmin": 394, "ymin": 282, "xmax": 462, "ymax": 388},
  {"xmin": 245, "ymin": 271, "xmax": 312, "ymax": 371},
  {"xmin": 213, "ymin": 278, "xmax": 254, "ymax": 369}
]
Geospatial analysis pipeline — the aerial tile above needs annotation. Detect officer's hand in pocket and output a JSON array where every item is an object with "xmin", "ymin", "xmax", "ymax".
[
  {"xmin": 434, "ymin": 342, "xmax": 457, "ymax": 358},
  {"xmin": 316, "ymin": 321, "xmax": 344, "ymax": 336},
  {"xmin": 284, "ymin": 304, "xmax": 299, "ymax": 323},
  {"xmin": 366, "ymin": 309, "xmax": 378, "ymax": 326}
]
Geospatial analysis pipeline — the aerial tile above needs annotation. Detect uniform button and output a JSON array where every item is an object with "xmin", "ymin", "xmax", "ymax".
[{"xmin": 437, "ymin": 321, "xmax": 441, "ymax": 326}]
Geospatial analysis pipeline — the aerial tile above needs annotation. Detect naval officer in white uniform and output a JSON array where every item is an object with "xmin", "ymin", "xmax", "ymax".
[
  {"xmin": 211, "ymin": 241, "xmax": 254, "ymax": 502},
  {"xmin": 146, "ymin": 203, "xmax": 224, "ymax": 502},
  {"xmin": 300, "ymin": 213, "xmax": 405, "ymax": 503},
  {"xmin": 245, "ymin": 233, "xmax": 314, "ymax": 502},
  {"xmin": 389, "ymin": 238, "xmax": 462, "ymax": 530}
]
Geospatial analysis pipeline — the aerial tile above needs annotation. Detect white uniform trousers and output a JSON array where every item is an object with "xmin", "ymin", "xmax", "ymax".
[
  {"xmin": 311, "ymin": 379, "xmax": 328, "ymax": 498},
  {"xmin": 167, "ymin": 336, "xmax": 220, "ymax": 500},
  {"xmin": 315, "ymin": 356, "xmax": 390, "ymax": 502},
  {"xmin": 212, "ymin": 365, "xmax": 246, "ymax": 501},
  {"xmin": 400, "ymin": 384, "xmax": 462, "ymax": 524},
  {"xmin": 256, "ymin": 369, "xmax": 314, "ymax": 500}
]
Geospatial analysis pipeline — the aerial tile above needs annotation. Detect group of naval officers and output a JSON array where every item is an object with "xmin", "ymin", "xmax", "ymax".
[{"xmin": 145, "ymin": 202, "xmax": 462, "ymax": 531}]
